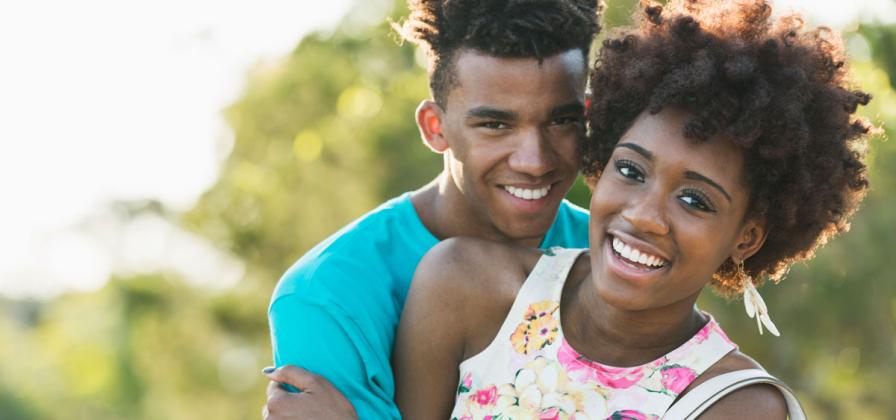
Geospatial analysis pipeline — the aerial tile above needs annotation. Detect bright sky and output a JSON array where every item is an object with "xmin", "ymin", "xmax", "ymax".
[
  {"xmin": 0, "ymin": 0, "xmax": 892, "ymax": 299},
  {"xmin": 0, "ymin": 0, "xmax": 354, "ymax": 298}
]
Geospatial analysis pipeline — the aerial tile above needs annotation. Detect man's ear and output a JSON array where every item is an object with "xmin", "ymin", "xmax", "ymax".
[
  {"xmin": 731, "ymin": 218, "xmax": 768, "ymax": 263},
  {"xmin": 416, "ymin": 100, "xmax": 448, "ymax": 153}
]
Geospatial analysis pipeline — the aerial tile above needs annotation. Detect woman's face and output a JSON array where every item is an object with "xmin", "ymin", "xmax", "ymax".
[{"xmin": 588, "ymin": 107, "xmax": 765, "ymax": 311}]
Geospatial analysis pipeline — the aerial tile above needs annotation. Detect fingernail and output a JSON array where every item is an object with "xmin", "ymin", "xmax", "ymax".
[{"xmin": 262, "ymin": 366, "xmax": 277, "ymax": 374}]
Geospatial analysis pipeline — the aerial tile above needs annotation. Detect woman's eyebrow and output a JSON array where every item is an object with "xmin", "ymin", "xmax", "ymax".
[
  {"xmin": 616, "ymin": 143, "xmax": 652, "ymax": 159},
  {"xmin": 685, "ymin": 170, "xmax": 732, "ymax": 203}
]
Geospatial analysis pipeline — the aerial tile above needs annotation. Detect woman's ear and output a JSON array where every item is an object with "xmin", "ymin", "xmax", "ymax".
[
  {"xmin": 416, "ymin": 100, "xmax": 448, "ymax": 153},
  {"xmin": 731, "ymin": 218, "xmax": 768, "ymax": 263}
]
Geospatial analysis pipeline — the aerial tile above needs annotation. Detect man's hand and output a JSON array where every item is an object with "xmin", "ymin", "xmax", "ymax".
[{"xmin": 262, "ymin": 365, "xmax": 358, "ymax": 420}]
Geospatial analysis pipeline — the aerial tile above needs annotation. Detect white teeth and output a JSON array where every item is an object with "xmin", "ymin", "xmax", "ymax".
[
  {"xmin": 611, "ymin": 236, "xmax": 665, "ymax": 268},
  {"xmin": 637, "ymin": 253, "xmax": 648, "ymax": 265},
  {"xmin": 504, "ymin": 185, "xmax": 551, "ymax": 200}
]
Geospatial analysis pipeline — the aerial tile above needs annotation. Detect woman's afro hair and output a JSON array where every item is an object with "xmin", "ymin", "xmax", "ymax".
[{"xmin": 582, "ymin": 0, "xmax": 876, "ymax": 295}]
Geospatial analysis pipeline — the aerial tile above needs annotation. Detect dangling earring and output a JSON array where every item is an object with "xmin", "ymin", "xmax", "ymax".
[{"xmin": 738, "ymin": 260, "xmax": 780, "ymax": 337}]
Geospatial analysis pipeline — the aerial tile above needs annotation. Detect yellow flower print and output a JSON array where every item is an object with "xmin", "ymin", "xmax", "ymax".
[{"xmin": 511, "ymin": 300, "xmax": 560, "ymax": 355}]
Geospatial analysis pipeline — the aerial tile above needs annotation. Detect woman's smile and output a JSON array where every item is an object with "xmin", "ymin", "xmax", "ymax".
[{"xmin": 602, "ymin": 233, "xmax": 670, "ymax": 287}]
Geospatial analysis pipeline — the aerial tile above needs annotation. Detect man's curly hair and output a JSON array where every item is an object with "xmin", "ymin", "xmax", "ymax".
[
  {"xmin": 394, "ymin": 0, "xmax": 603, "ymax": 107},
  {"xmin": 582, "ymin": 0, "xmax": 875, "ymax": 295}
]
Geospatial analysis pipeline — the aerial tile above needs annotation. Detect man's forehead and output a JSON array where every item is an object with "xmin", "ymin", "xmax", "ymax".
[
  {"xmin": 452, "ymin": 48, "xmax": 586, "ymax": 75},
  {"xmin": 445, "ymin": 48, "xmax": 587, "ymax": 109}
]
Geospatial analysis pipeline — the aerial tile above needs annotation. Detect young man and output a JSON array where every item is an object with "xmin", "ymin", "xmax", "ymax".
[{"xmin": 264, "ymin": 1, "xmax": 603, "ymax": 418}]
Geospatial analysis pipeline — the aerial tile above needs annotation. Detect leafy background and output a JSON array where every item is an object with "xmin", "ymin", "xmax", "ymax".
[{"xmin": 1, "ymin": 0, "xmax": 894, "ymax": 418}]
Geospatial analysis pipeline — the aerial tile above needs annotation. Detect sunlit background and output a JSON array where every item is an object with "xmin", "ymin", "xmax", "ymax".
[{"xmin": 1, "ymin": 0, "xmax": 894, "ymax": 418}]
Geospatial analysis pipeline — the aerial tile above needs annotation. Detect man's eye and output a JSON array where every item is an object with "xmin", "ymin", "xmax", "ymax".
[
  {"xmin": 479, "ymin": 121, "xmax": 508, "ymax": 129},
  {"xmin": 550, "ymin": 116, "xmax": 581, "ymax": 126},
  {"xmin": 614, "ymin": 159, "xmax": 644, "ymax": 182},
  {"xmin": 679, "ymin": 190, "xmax": 716, "ymax": 213}
]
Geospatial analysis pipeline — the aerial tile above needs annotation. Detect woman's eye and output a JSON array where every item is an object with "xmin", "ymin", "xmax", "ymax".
[
  {"xmin": 679, "ymin": 191, "xmax": 716, "ymax": 213},
  {"xmin": 614, "ymin": 160, "xmax": 644, "ymax": 182}
]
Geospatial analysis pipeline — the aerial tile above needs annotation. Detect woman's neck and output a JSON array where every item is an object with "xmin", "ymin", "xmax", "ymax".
[{"xmin": 560, "ymin": 268, "xmax": 707, "ymax": 367}]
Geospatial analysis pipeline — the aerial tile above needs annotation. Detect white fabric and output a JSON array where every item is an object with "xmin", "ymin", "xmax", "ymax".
[{"xmin": 661, "ymin": 368, "xmax": 806, "ymax": 419}]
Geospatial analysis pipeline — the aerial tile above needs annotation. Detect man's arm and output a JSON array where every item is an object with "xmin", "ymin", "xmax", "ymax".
[{"xmin": 266, "ymin": 294, "xmax": 400, "ymax": 419}]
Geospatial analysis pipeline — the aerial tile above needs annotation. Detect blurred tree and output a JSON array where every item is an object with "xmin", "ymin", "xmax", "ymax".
[{"xmin": 860, "ymin": 23, "xmax": 896, "ymax": 90}]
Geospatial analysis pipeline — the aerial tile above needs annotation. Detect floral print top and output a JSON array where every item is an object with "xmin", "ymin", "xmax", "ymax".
[{"xmin": 450, "ymin": 248, "xmax": 737, "ymax": 420}]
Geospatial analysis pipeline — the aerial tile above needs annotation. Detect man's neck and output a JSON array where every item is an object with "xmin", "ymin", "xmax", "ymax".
[{"xmin": 409, "ymin": 173, "xmax": 544, "ymax": 247}]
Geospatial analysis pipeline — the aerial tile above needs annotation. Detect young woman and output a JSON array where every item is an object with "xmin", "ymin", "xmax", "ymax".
[{"xmin": 393, "ymin": 1, "xmax": 874, "ymax": 418}]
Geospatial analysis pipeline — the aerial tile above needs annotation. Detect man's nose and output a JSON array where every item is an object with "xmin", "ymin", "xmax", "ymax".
[{"xmin": 507, "ymin": 127, "xmax": 554, "ymax": 178}]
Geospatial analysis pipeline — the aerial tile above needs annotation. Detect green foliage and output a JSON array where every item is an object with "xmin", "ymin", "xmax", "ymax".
[
  {"xmin": 697, "ymin": 56, "xmax": 896, "ymax": 420},
  {"xmin": 1, "ymin": 1, "xmax": 894, "ymax": 419},
  {"xmin": 183, "ymin": 3, "xmax": 437, "ymax": 281}
]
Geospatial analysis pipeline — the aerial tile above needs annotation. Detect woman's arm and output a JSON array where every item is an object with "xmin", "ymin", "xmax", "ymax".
[
  {"xmin": 687, "ymin": 351, "xmax": 788, "ymax": 419},
  {"xmin": 695, "ymin": 384, "xmax": 788, "ymax": 419},
  {"xmin": 392, "ymin": 239, "xmax": 473, "ymax": 419}
]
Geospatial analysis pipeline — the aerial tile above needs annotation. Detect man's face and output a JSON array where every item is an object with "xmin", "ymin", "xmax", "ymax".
[{"xmin": 435, "ymin": 48, "xmax": 587, "ymax": 245}]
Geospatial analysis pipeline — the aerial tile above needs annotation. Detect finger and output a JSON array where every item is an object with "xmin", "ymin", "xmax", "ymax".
[
  {"xmin": 266, "ymin": 380, "xmax": 283, "ymax": 400},
  {"xmin": 264, "ymin": 365, "xmax": 323, "ymax": 391},
  {"xmin": 266, "ymin": 391, "xmax": 309, "ymax": 417}
]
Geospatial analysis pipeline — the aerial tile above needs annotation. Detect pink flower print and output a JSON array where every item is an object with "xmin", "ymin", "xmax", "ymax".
[
  {"xmin": 558, "ymin": 339, "xmax": 643, "ymax": 388},
  {"xmin": 540, "ymin": 407, "xmax": 561, "ymax": 420},
  {"xmin": 606, "ymin": 410, "xmax": 659, "ymax": 420},
  {"xmin": 458, "ymin": 372, "xmax": 473, "ymax": 394},
  {"xmin": 593, "ymin": 365, "xmax": 644, "ymax": 389},
  {"xmin": 646, "ymin": 356, "xmax": 668, "ymax": 370},
  {"xmin": 714, "ymin": 324, "xmax": 736, "ymax": 346},
  {"xmin": 660, "ymin": 365, "xmax": 697, "ymax": 395},
  {"xmin": 471, "ymin": 385, "xmax": 498, "ymax": 407},
  {"xmin": 693, "ymin": 323, "xmax": 712, "ymax": 344}
]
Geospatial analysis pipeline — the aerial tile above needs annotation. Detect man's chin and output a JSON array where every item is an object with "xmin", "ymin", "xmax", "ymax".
[{"xmin": 497, "ymin": 216, "xmax": 556, "ymax": 243}]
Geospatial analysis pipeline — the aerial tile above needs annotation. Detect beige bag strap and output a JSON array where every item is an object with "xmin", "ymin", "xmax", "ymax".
[{"xmin": 662, "ymin": 369, "xmax": 806, "ymax": 420}]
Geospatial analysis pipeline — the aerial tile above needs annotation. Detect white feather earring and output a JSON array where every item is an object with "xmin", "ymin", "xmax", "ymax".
[{"xmin": 739, "ymin": 261, "xmax": 780, "ymax": 337}]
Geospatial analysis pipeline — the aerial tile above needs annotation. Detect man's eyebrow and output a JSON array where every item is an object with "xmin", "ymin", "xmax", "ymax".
[
  {"xmin": 466, "ymin": 106, "xmax": 518, "ymax": 121},
  {"xmin": 616, "ymin": 143, "xmax": 652, "ymax": 159},
  {"xmin": 685, "ymin": 171, "xmax": 732, "ymax": 203},
  {"xmin": 550, "ymin": 102, "xmax": 585, "ymax": 117}
]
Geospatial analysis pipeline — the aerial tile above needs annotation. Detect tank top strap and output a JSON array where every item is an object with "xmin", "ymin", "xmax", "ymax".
[
  {"xmin": 459, "ymin": 247, "xmax": 588, "ymax": 367},
  {"xmin": 532, "ymin": 247, "xmax": 588, "ymax": 304},
  {"xmin": 501, "ymin": 247, "xmax": 586, "ymax": 326}
]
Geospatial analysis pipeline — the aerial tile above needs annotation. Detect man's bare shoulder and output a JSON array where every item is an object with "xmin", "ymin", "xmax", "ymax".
[{"xmin": 682, "ymin": 350, "xmax": 789, "ymax": 420}]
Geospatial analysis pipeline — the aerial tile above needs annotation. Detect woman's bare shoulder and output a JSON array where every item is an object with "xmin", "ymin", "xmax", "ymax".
[
  {"xmin": 410, "ymin": 237, "xmax": 543, "ymax": 357},
  {"xmin": 413, "ymin": 237, "xmax": 539, "ymax": 301},
  {"xmin": 681, "ymin": 350, "xmax": 789, "ymax": 420}
]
